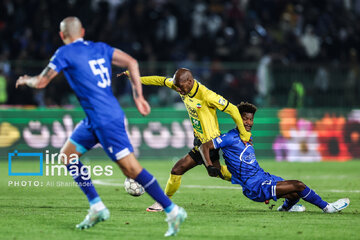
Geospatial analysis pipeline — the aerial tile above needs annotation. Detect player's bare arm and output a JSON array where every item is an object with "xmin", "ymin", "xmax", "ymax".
[
  {"xmin": 199, "ymin": 141, "xmax": 223, "ymax": 178},
  {"xmin": 112, "ymin": 48, "xmax": 151, "ymax": 116},
  {"xmin": 16, "ymin": 66, "xmax": 58, "ymax": 89}
]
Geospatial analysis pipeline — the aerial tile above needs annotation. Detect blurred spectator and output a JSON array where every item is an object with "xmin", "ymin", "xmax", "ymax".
[
  {"xmin": 313, "ymin": 65, "xmax": 330, "ymax": 106},
  {"xmin": 1, "ymin": 0, "xmax": 360, "ymax": 107},
  {"xmin": 345, "ymin": 48, "xmax": 360, "ymax": 106},
  {"xmin": 256, "ymin": 54, "xmax": 272, "ymax": 107},
  {"xmin": 288, "ymin": 81, "xmax": 305, "ymax": 108},
  {"xmin": 300, "ymin": 25, "xmax": 321, "ymax": 59}
]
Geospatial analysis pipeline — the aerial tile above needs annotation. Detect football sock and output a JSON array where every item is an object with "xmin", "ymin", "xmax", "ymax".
[
  {"xmin": 66, "ymin": 160, "xmax": 100, "ymax": 206},
  {"xmin": 282, "ymin": 198, "xmax": 300, "ymax": 211},
  {"xmin": 219, "ymin": 165, "xmax": 232, "ymax": 182},
  {"xmin": 164, "ymin": 204, "xmax": 179, "ymax": 218},
  {"xmin": 164, "ymin": 174, "xmax": 182, "ymax": 198},
  {"xmin": 135, "ymin": 169, "xmax": 172, "ymax": 209},
  {"xmin": 298, "ymin": 186, "xmax": 328, "ymax": 209},
  {"xmin": 90, "ymin": 199, "xmax": 106, "ymax": 212}
]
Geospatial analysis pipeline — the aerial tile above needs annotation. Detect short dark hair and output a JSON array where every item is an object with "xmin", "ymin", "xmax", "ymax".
[{"xmin": 237, "ymin": 102, "xmax": 257, "ymax": 114}]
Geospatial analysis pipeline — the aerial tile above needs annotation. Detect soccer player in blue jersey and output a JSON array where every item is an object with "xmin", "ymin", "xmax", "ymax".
[
  {"xmin": 199, "ymin": 102, "xmax": 350, "ymax": 213},
  {"xmin": 16, "ymin": 16, "xmax": 186, "ymax": 236}
]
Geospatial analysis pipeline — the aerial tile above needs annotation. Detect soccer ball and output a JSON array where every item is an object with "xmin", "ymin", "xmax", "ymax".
[{"xmin": 124, "ymin": 178, "xmax": 145, "ymax": 197}]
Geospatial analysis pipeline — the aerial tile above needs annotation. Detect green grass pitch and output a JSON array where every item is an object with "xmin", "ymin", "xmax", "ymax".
[{"xmin": 1, "ymin": 159, "xmax": 359, "ymax": 240}]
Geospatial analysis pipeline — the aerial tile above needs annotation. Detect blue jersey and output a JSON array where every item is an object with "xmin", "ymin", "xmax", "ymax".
[
  {"xmin": 48, "ymin": 39, "xmax": 123, "ymax": 127},
  {"xmin": 213, "ymin": 128, "xmax": 284, "ymax": 202},
  {"xmin": 213, "ymin": 128, "xmax": 267, "ymax": 187}
]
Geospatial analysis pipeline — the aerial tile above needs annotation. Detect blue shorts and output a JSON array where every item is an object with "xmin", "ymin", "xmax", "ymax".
[
  {"xmin": 242, "ymin": 173, "xmax": 284, "ymax": 202},
  {"xmin": 70, "ymin": 117, "xmax": 134, "ymax": 161}
]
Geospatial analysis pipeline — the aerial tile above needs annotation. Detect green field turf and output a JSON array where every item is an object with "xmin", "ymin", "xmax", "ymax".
[{"xmin": 1, "ymin": 159, "xmax": 359, "ymax": 240}]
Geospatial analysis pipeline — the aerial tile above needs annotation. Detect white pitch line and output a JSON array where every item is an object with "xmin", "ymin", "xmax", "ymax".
[
  {"xmin": 93, "ymin": 179, "xmax": 360, "ymax": 193},
  {"xmin": 325, "ymin": 189, "xmax": 360, "ymax": 193}
]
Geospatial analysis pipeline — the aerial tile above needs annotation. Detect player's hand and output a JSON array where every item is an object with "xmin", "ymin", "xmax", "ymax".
[
  {"xmin": 116, "ymin": 71, "xmax": 130, "ymax": 78},
  {"xmin": 240, "ymin": 131, "xmax": 251, "ymax": 142},
  {"xmin": 15, "ymin": 75, "xmax": 30, "ymax": 88},
  {"xmin": 206, "ymin": 165, "xmax": 224, "ymax": 179},
  {"xmin": 134, "ymin": 96, "xmax": 151, "ymax": 116}
]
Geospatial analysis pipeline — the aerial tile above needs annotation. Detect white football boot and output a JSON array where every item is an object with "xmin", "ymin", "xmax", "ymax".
[
  {"xmin": 164, "ymin": 207, "xmax": 187, "ymax": 237},
  {"xmin": 146, "ymin": 201, "xmax": 164, "ymax": 212},
  {"xmin": 76, "ymin": 208, "xmax": 110, "ymax": 229},
  {"xmin": 323, "ymin": 198, "xmax": 350, "ymax": 213}
]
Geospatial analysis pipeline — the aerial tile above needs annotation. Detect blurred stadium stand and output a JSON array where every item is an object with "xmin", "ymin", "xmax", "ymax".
[{"xmin": 1, "ymin": 0, "xmax": 360, "ymax": 108}]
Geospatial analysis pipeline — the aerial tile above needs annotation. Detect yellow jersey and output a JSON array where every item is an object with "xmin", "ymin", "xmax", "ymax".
[{"xmin": 139, "ymin": 75, "xmax": 251, "ymax": 143}]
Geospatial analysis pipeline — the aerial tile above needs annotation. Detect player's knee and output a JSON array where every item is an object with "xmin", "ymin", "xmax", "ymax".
[
  {"xmin": 171, "ymin": 166, "xmax": 185, "ymax": 175},
  {"xmin": 293, "ymin": 180, "xmax": 306, "ymax": 191},
  {"xmin": 170, "ymin": 158, "xmax": 187, "ymax": 175}
]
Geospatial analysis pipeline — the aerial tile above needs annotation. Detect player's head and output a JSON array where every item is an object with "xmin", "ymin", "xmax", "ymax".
[
  {"xmin": 59, "ymin": 17, "xmax": 85, "ymax": 45},
  {"xmin": 237, "ymin": 102, "xmax": 257, "ymax": 132},
  {"xmin": 173, "ymin": 68, "xmax": 194, "ymax": 95}
]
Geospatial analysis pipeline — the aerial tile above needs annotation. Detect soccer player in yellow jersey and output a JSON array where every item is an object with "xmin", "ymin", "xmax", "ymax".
[{"xmin": 120, "ymin": 68, "xmax": 251, "ymax": 211}]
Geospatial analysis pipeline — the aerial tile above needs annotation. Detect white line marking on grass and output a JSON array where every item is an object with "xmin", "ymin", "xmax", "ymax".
[
  {"xmin": 93, "ymin": 179, "xmax": 360, "ymax": 193},
  {"xmin": 283, "ymin": 175, "xmax": 352, "ymax": 180},
  {"xmin": 93, "ymin": 179, "xmax": 241, "ymax": 189},
  {"xmin": 324, "ymin": 189, "xmax": 360, "ymax": 193}
]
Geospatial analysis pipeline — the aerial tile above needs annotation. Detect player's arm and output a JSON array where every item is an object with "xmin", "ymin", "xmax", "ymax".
[
  {"xmin": 118, "ymin": 71, "xmax": 177, "ymax": 91},
  {"xmin": 112, "ymin": 48, "xmax": 150, "ymax": 116},
  {"xmin": 15, "ymin": 66, "xmax": 58, "ymax": 89},
  {"xmin": 199, "ymin": 141, "xmax": 223, "ymax": 178},
  {"xmin": 206, "ymin": 90, "xmax": 251, "ymax": 142},
  {"xmin": 224, "ymin": 103, "xmax": 251, "ymax": 141}
]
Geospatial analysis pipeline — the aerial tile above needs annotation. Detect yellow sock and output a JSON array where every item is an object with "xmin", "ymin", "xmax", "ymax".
[
  {"xmin": 164, "ymin": 174, "xmax": 182, "ymax": 198},
  {"xmin": 219, "ymin": 165, "xmax": 232, "ymax": 182}
]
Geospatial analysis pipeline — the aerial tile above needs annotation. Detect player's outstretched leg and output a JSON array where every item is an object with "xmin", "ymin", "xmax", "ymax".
[
  {"xmin": 117, "ymin": 154, "xmax": 187, "ymax": 236},
  {"xmin": 61, "ymin": 140, "xmax": 109, "ymax": 229},
  {"xmin": 277, "ymin": 180, "xmax": 350, "ymax": 213}
]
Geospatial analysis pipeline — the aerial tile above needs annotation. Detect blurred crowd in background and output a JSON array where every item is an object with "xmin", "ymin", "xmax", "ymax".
[{"xmin": 1, "ymin": 0, "xmax": 360, "ymax": 108}]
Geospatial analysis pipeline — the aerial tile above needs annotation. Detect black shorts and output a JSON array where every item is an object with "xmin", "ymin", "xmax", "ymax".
[{"xmin": 188, "ymin": 137, "xmax": 220, "ymax": 165}]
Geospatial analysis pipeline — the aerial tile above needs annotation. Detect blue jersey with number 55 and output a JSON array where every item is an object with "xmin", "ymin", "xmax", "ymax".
[{"xmin": 48, "ymin": 39, "xmax": 122, "ymax": 127}]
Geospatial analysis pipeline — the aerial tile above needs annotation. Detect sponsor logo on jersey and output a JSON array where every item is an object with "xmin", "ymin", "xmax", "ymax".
[
  {"xmin": 185, "ymin": 103, "xmax": 198, "ymax": 118},
  {"xmin": 190, "ymin": 117, "xmax": 203, "ymax": 134},
  {"xmin": 218, "ymin": 98, "xmax": 226, "ymax": 106},
  {"xmin": 242, "ymin": 152, "xmax": 256, "ymax": 164}
]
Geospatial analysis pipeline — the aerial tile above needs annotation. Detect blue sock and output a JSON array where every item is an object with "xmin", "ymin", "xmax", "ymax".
[
  {"xmin": 66, "ymin": 160, "xmax": 100, "ymax": 206},
  {"xmin": 298, "ymin": 186, "xmax": 328, "ymax": 209},
  {"xmin": 135, "ymin": 169, "xmax": 173, "ymax": 211},
  {"xmin": 282, "ymin": 198, "xmax": 299, "ymax": 211}
]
